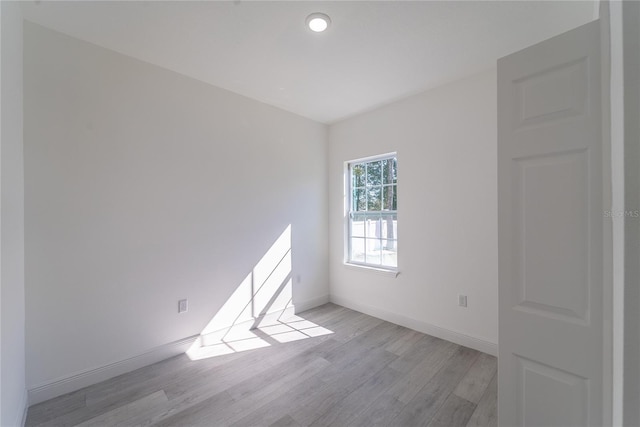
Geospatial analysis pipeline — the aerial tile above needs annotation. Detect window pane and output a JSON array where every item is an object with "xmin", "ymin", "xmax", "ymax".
[
  {"xmin": 350, "ymin": 213, "xmax": 366, "ymax": 238},
  {"xmin": 353, "ymin": 188, "xmax": 366, "ymax": 211},
  {"xmin": 380, "ymin": 213, "xmax": 397, "ymax": 241},
  {"xmin": 382, "ymin": 158, "xmax": 397, "ymax": 184},
  {"xmin": 367, "ymin": 186, "xmax": 382, "ymax": 211},
  {"xmin": 392, "ymin": 184, "xmax": 397, "ymax": 210},
  {"xmin": 382, "ymin": 240, "xmax": 397, "ymax": 268},
  {"xmin": 363, "ymin": 213, "xmax": 382, "ymax": 239},
  {"xmin": 365, "ymin": 238, "xmax": 382, "ymax": 265},
  {"xmin": 353, "ymin": 164, "xmax": 365, "ymax": 188},
  {"xmin": 393, "ymin": 158, "xmax": 397, "ymax": 183},
  {"xmin": 383, "ymin": 238, "xmax": 397, "ymax": 252},
  {"xmin": 366, "ymin": 161, "xmax": 382, "ymax": 186},
  {"xmin": 350, "ymin": 237, "xmax": 365, "ymax": 263},
  {"xmin": 382, "ymin": 186, "xmax": 395, "ymax": 211}
]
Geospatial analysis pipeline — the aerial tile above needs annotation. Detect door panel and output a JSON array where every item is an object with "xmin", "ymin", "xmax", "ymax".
[
  {"xmin": 516, "ymin": 355, "xmax": 589, "ymax": 427},
  {"xmin": 498, "ymin": 20, "xmax": 603, "ymax": 427}
]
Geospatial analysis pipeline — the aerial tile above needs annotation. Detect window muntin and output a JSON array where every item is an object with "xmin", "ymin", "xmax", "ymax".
[{"xmin": 347, "ymin": 154, "xmax": 397, "ymax": 269}]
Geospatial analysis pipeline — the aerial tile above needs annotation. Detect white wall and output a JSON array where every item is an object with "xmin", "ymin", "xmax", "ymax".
[
  {"xmin": 328, "ymin": 70, "xmax": 498, "ymax": 354},
  {"xmin": 1, "ymin": 1, "xmax": 27, "ymax": 425},
  {"xmin": 24, "ymin": 22, "xmax": 328, "ymax": 399}
]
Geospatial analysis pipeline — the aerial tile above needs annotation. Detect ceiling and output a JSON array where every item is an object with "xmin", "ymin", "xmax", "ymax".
[{"xmin": 21, "ymin": 1, "xmax": 597, "ymax": 124}]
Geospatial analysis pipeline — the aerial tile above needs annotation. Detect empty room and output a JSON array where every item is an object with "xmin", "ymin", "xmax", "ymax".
[{"xmin": 1, "ymin": 1, "xmax": 638, "ymax": 426}]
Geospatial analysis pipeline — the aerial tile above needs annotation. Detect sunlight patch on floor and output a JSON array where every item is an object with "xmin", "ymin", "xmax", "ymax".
[{"xmin": 186, "ymin": 313, "xmax": 333, "ymax": 360}]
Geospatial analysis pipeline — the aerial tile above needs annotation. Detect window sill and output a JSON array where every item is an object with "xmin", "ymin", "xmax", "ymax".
[{"xmin": 343, "ymin": 263, "xmax": 400, "ymax": 278}]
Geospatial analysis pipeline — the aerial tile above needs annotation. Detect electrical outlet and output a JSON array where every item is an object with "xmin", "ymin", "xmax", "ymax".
[
  {"xmin": 458, "ymin": 295, "xmax": 467, "ymax": 308},
  {"xmin": 178, "ymin": 299, "xmax": 188, "ymax": 313}
]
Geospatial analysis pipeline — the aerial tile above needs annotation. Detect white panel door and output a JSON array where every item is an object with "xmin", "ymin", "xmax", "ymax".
[{"xmin": 498, "ymin": 20, "xmax": 605, "ymax": 426}]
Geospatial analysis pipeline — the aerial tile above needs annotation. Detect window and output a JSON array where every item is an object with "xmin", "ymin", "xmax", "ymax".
[{"xmin": 346, "ymin": 153, "xmax": 397, "ymax": 269}]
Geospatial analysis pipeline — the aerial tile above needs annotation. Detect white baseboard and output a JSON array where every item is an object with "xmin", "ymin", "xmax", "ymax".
[
  {"xmin": 27, "ymin": 334, "xmax": 199, "ymax": 406},
  {"xmin": 294, "ymin": 295, "xmax": 330, "ymax": 313},
  {"xmin": 329, "ymin": 295, "xmax": 498, "ymax": 357}
]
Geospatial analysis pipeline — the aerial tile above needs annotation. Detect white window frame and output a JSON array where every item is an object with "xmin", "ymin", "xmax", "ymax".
[{"xmin": 344, "ymin": 152, "xmax": 398, "ymax": 273}]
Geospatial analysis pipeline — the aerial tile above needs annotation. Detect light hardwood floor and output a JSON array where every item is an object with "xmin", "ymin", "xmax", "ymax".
[{"xmin": 26, "ymin": 303, "xmax": 497, "ymax": 427}]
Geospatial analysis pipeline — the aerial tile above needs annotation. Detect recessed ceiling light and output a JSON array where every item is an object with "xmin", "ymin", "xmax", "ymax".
[{"xmin": 306, "ymin": 13, "xmax": 331, "ymax": 33}]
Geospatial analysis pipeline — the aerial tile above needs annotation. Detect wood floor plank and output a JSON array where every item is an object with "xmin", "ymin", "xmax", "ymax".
[
  {"xmin": 298, "ymin": 303, "xmax": 348, "ymax": 325},
  {"xmin": 40, "ymin": 345, "xmax": 283, "ymax": 427},
  {"xmin": 92, "ymin": 389, "xmax": 216, "ymax": 427},
  {"xmin": 149, "ymin": 391, "xmax": 235, "ymax": 427},
  {"xmin": 329, "ymin": 312, "xmax": 384, "ymax": 343},
  {"xmin": 349, "ymin": 320, "xmax": 408, "ymax": 351},
  {"xmin": 41, "ymin": 335, "xmax": 333, "ymax": 426},
  {"xmin": 83, "ymin": 352, "xmax": 244, "ymax": 410},
  {"xmin": 295, "ymin": 304, "xmax": 359, "ymax": 336},
  {"xmin": 230, "ymin": 374, "xmax": 347, "ymax": 427},
  {"xmin": 389, "ymin": 340, "xmax": 459, "ymax": 404},
  {"xmin": 24, "ymin": 304, "xmax": 497, "ymax": 427},
  {"xmin": 466, "ymin": 372, "xmax": 498, "ymax": 427},
  {"xmin": 286, "ymin": 381, "xmax": 350, "ymax": 426},
  {"xmin": 309, "ymin": 365, "xmax": 404, "ymax": 426},
  {"xmin": 222, "ymin": 356, "xmax": 331, "ymax": 425},
  {"xmin": 24, "ymin": 389, "xmax": 86, "ymax": 427},
  {"xmin": 318, "ymin": 342, "xmax": 398, "ymax": 394},
  {"xmin": 389, "ymin": 335, "xmax": 448, "ymax": 374},
  {"xmin": 34, "ymin": 386, "xmax": 171, "ymax": 427},
  {"xmin": 348, "ymin": 394, "xmax": 407, "ymax": 427},
  {"xmin": 391, "ymin": 346, "xmax": 480, "ymax": 427},
  {"xmin": 224, "ymin": 347, "xmax": 330, "ymax": 402},
  {"xmin": 83, "ymin": 354, "xmax": 193, "ymax": 404},
  {"xmin": 427, "ymin": 393, "xmax": 477, "ymax": 427},
  {"xmin": 153, "ymin": 356, "xmax": 328, "ymax": 427},
  {"xmin": 453, "ymin": 353, "xmax": 497, "ymax": 404},
  {"xmin": 75, "ymin": 390, "xmax": 168, "ymax": 427},
  {"xmin": 269, "ymin": 415, "xmax": 301, "ymax": 427},
  {"xmin": 384, "ymin": 328, "xmax": 425, "ymax": 356},
  {"xmin": 347, "ymin": 339, "xmax": 457, "ymax": 427},
  {"xmin": 155, "ymin": 348, "xmax": 330, "ymax": 426},
  {"xmin": 162, "ymin": 333, "xmax": 332, "ymax": 400}
]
